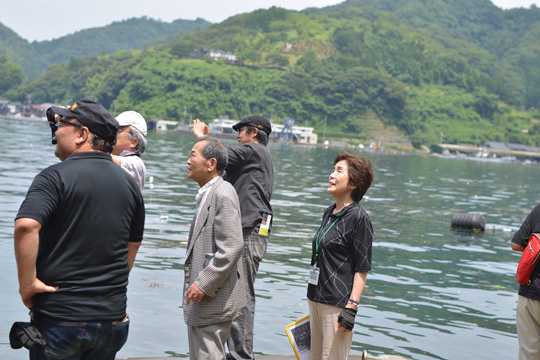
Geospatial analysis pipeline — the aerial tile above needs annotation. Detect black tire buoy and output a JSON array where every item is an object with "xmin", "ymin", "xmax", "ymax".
[{"xmin": 451, "ymin": 213, "xmax": 485, "ymax": 231}]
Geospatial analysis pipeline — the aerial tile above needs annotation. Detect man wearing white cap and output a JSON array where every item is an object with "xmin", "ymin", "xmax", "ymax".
[{"xmin": 112, "ymin": 111, "xmax": 148, "ymax": 191}]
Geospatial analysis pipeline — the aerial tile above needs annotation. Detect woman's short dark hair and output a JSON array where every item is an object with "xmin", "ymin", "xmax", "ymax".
[
  {"xmin": 334, "ymin": 152, "xmax": 374, "ymax": 202},
  {"xmin": 246, "ymin": 125, "xmax": 269, "ymax": 146},
  {"xmin": 198, "ymin": 137, "xmax": 228, "ymax": 175}
]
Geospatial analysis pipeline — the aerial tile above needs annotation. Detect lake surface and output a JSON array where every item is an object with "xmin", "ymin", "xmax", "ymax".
[{"xmin": 0, "ymin": 117, "xmax": 533, "ymax": 359}]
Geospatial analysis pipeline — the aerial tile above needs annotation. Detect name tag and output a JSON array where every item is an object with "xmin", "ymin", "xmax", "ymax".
[
  {"xmin": 308, "ymin": 265, "xmax": 320, "ymax": 285},
  {"xmin": 259, "ymin": 214, "xmax": 271, "ymax": 235}
]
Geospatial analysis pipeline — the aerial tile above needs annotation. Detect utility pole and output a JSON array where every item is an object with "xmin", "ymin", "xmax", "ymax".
[
  {"xmin": 183, "ymin": 106, "xmax": 187, "ymax": 125},
  {"xmin": 323, "ymin": 116, "xmax": 327, "ymax": 141}
]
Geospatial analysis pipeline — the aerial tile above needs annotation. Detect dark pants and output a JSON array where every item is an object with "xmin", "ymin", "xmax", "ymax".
[
  {"xmin": 30, "ymin": 315, "xmax": 129, "ymax": 360},
  {"xmin": 227, "ymin": 228, "xmax": 269, "ymax": 360}
]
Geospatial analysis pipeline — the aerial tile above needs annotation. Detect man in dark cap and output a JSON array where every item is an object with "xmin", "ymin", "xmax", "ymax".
[
  {"xmin": 14, "ymin": 98, "xmax": 145, "ymax": 359},
  {"xmin": 193, "ymin": 116, "xmax": 274, "ymax": 360}
]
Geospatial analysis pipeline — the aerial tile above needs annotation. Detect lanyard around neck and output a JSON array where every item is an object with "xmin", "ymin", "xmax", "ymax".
[{"xmin": 315, "ymin": 214, "xmax": 340, "ymax": 257}]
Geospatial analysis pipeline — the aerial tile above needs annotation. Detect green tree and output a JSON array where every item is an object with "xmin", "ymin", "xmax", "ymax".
[
  {"xmin": 0, "ymin": 57, "xmax": 25, "ymax": 95},
  {"xmin": 265, "ymin": 52, "xmax": 289, "ymax": 67}
]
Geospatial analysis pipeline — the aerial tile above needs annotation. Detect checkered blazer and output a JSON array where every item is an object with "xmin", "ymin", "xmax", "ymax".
[{"xmin": 183, "ymin": 177, "xmax": 246, "ymax": 326}]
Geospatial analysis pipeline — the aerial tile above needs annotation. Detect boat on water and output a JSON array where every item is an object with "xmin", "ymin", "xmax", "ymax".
[
  {"xmin": 207, "ymin": 118, "xmax": 237, "ymax": 139},
  {"xmin": 208, "ymin": 116, "xmax": 319, "ymax": 145},
  {"xmin": 151, "ymin": 115, "xmax": 319, "ymax": 145}
]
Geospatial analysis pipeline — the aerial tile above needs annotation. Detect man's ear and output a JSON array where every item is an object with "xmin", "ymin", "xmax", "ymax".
[
  {"xmin": 251, "ymin": 128, "xmax": 259, "ymax": 140},
  {"xmin": 75, "ymin": 127, "xmax": 90, "ymax": 145},
  {"xmin": 130, "ymin": 137, "xmax": 139, "ymax": 150},
  {"xmin": 207, "ymin": 157, "xmax": 217, "ymax": 172}
]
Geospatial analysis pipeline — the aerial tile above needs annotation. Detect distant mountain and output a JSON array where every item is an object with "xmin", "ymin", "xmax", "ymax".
[
  {"xmin": 0, "ymin": 16, "xmax": 212, "ymax": 78},
  {"xmin": 309, "ymin": 0, "xmax": 540, "ymax": 109},
  {"xmin": 0, "ymin": 23, "xmax": 38, "ymax": 78},
  {"xmin": 6, "ymin": 1, "xmax": 540, "ymax": 149}
]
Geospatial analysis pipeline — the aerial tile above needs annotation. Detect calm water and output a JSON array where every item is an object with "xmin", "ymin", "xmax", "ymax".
[{"xmin": 0, "ymin": 118, "xmax": 534, "ymax": 359}]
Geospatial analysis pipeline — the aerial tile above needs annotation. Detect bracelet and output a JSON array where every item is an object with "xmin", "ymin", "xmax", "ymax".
[{"xmin": 348, "ymin": 298, "xmax": 359, "ymax": 306}]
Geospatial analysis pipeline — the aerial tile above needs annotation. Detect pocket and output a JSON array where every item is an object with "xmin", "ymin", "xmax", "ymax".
[
  {"xmin": 42, "ymin": 321, "xmax": 83, "ymax": 359},
  {"xmin": 107, "ymin": 318, "xmax": 129, "ymax": 353},
  {"xmin": 249, "ymin": 233, "xmax": 268, "ymax": 264}
]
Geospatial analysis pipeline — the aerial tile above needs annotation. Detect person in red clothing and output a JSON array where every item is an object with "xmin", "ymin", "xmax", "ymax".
[{"xmin": 511, "ymin": 204, "xmax": 540, "ymax": 360}]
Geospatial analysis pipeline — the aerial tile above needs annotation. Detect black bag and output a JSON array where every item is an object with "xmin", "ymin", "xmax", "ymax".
[{"xmin": 9, "ymin": 322, "xmax": 46, "ymax": 352}]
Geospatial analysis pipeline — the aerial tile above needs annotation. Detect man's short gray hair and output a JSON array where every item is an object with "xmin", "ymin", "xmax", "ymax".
[
  {"xmin": 128, "ymin": 127, "xmax": 147, "ymax": 155},
  {"xmin": 197, "ymin": 137, "xmax": 228, "ymax": 175}
]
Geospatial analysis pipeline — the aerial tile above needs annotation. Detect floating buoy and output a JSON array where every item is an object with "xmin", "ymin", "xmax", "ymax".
[{"xmin": 451, "ymin": 213, "xmax": 485, "ymax": 232}]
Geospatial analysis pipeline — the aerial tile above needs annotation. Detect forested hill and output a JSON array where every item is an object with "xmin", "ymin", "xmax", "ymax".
[
  {"xmin": 3, "ymin": 1, "xmax": 540, "ymax": 149},
  {"xmin": 309, "ymin": 0, "xmax": 540, "ymax": 110},
  {"xmin": 0, "ymin": 23, "xmax": 36, "ymax": 78},
  {"xmin": 0, "ymin": 17, "xmax": 212, "ymax": 78}
]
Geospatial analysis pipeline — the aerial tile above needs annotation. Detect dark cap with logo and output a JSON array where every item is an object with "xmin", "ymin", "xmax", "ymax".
[
  {"xmin": 232, "ymin": 115, "xmax": 272, "ymax": 135},
  {"xmin": 49, "ymin": 98, "xmax": 119, "ymax": 144}
]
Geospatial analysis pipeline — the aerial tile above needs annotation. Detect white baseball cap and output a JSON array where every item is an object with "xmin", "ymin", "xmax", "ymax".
[{"xmin": 116, "ymin": 111, "xmax": 147, "ymax": 137}]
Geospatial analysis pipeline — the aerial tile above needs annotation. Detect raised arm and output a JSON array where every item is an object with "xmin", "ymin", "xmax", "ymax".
[{"xmin": 192, "ymin": 119, "xmax": 210, "ymax": 138}]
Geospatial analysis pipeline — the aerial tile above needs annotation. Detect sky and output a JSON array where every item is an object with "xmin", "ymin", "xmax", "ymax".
[{"xmin": 1, "ymin": 0, "xmax": 539, "ymax": 42}]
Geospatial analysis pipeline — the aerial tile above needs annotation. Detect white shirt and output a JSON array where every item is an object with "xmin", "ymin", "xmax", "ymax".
[
  {"xmin": 119, "ymin": 150, "xmax": 146, "ymax": 192},
  {"xmin": 195, "ymin": 176, "xmax": 219, "ymax": 221}
]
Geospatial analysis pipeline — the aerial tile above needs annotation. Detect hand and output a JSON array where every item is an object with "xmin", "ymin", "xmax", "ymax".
[
  {"xmin": 19, "ymin": 279, "xmax": 58, "ymax": 309},
  {"xmin": 186, "ymin": 283, "xmax": 205, "ymax": 305},
  {"xmin": 338, "ymin": 307, "xmax": 358, "ymax": 333},
  {"xmin": 192, "ymin": 119, "xmax": 210, "ymax": 138},
  {"xmin": 46, "ymin": 108, "xmax": 59, "ymax": 143},
  {"xmin": 45, "ymin": 109, "xmax": 62, "ymax": 126}
]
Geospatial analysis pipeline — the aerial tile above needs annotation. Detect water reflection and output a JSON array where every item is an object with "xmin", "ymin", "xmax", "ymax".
[{"xmin": 0, "ymin": 118, "xmax": 531, "ymax": 359}]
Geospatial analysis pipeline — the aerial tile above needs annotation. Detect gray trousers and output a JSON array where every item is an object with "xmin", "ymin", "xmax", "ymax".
[
  {"xmin": 226, "ymin": 228, "xmax": 269, "ymax": 360},
  {"xmin": 517, "ymin": 295, "xmax": 540, "ymax": 360},
  {"xmin": 188, "ymin": 320, "xmax": 232, "ymax": 360}
]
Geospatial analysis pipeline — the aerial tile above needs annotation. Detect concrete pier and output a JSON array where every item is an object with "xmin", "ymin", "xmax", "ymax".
[{"xmin": 118, "ymin": 353, "xmax": 407, "ymax": 360}]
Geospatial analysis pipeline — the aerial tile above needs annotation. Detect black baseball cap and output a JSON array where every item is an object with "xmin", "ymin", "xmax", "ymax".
[
  {"xmin": 49, "ymin": 98, "xmax": 119, "ymax": 144},
  {"xmin": 232, "ymin": 115, "xmax": 272, "ymax": 135}
]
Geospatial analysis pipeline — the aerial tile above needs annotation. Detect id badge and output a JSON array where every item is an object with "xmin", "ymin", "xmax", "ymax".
[
  {"xmin": 308, "ymin": 265, "xmax": 320, "ymax": 285},
  {"xmin": 259, "ymin": 214, "xmax": 272, "ymax": 236}
]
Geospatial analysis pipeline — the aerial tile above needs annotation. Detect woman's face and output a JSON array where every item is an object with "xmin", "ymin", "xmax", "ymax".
[{"xmin": 328, "ymin": 159, "xmax": 353, "ymax": 198}]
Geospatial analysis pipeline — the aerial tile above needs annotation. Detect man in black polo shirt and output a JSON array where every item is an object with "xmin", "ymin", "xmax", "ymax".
[
  {"xmin": 193, "ymin": 116, "xmax": 274, "ymax": 360},
  {"xmin": 14, "ymin": 98, "xmax": 145, "ymax": 360}
]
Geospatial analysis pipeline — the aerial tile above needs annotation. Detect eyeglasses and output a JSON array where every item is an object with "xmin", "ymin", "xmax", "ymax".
[{"xmin": 55, "ymin": 118, "xmax": 82, "ymax": 130}]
